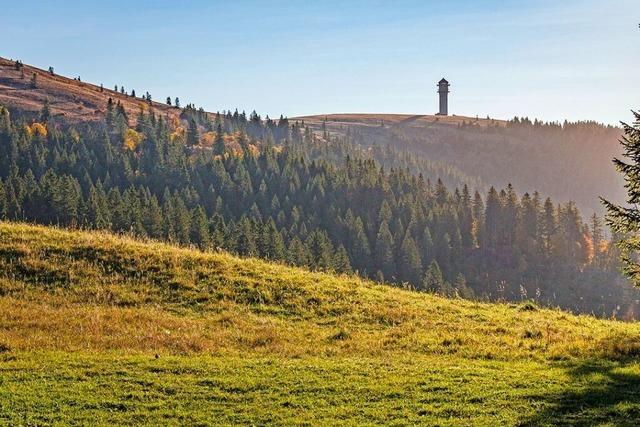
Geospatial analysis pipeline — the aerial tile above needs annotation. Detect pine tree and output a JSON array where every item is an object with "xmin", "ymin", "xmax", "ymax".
[
  {"xmin": 0, "ymin": 181, "xmax": 7, "ymax": 219},
  {"xmin": 287, "ymin": 236, "xmax": 309, "ymax": 267},
  {"xmin": 422, "ymin": 260, "xmax": 445, "ymax": 293},
  {"xmin": 459, "ymin": 185, "xmax": 474, "ymax": 248},
  {"xmin": 213, "ymin": 124, "xmax": 225, "ymax": 155},
  {"xmin": 590, "ymin": 213, "xmax": 603, "ymax": 268},
  {"xmin": 144, "ymin": 196, "xmax": 164, "ymax": 239},
  {"xmin": 398, "ymin": 234, "xmax": 422, "ymax": 285},
  {"xmin": 484, "ymin": 187, "xmax": 501, "ymax": 253},
  {"xmin": 374, "ymin": 221, "xmax": 396, "ymax": 280},
  {"xmin": 235, "ymin": 216, "xmax": 257, "ymax": 256},
  {"xmin": 259, "ymin": 219, "xmax": 285, "ymax": 260},
  {"xmin": 453, "ymin": 273, "xmax": 474, "ymax": 299},
  {"xmin": 435, "ymin": 179, "xmax": 448, "ymax": 205},
  {"xmin": 539, "ymin": 197, "xmax": 556, "ymax": 256},
  {"xmin": 346, "ymin": 214, "xmax": 371, "ymax": 273},
  {"xmin": 333, "ymin": 244, "xmax": 352, "ymax": 274},
  {"xmin": 190, "ymin": 206, "xmax": 210, "ymax": 249},
  {"xmin": 187, "ymin": 118, "xmax": 200, "ymax": 146},
  {"xmin": 40, "ymin": 100, "xmax": 51, "ymax": 123},
  {"xmin": 306, "ymin": 230, "xmax": 334, "ymax": 270},
  {"xmin": 173, "ymin": 197, "xmax": 191, "ymax": 245},
  {"xmin": 602, "ymin": 112, "xmax": 640, "ymax": 284}
]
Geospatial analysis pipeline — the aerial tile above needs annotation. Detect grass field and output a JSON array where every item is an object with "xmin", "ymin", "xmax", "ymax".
[{"xmin": 1, "ymin": 222, "xmax": 640, "ymax": 425}]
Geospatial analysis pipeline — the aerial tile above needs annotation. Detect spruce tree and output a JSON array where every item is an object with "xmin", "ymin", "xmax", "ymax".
[
  {"xmin": 398, "ymin": 234, "xmax": 422, "ymax": 285},
  {"xmin": 590, "ymin": 213, "xmax": 603, "ymax": 268},
  {"xmin": 333, "ymin": 244, "xmax": 352, "ymax": 274},
  {"xmin": 374, "ymin": 221, "xmax": 396, "ymax": 280},
  {"xmin": 213, "ymin": 124, "xmax": 225, "ymax": 155},
  {"xmin": 187, "ymin": 118, "xmax": 200, "ymax": 146},
  {"xmin": 603, "ymin": 112, "xmax": 640, "ymax": 284},
  {"xmin": 190, "ymin": 206, "xmax": 210, "ymax": 249},
  {"xmin": 0, "ymin": 181, "xmax": 7, "ymax": 219},
  {"xmin": 422, "ymin": 260, "xmax": 445, "ymax": 293},
  {"xmin": 235, "ymin": 216, "xmax": 257, "ymax": 256},
  {"xmin": 40, "ymin": 100, "xmax": 51, "ymax": 123},
  {"xmin": 287, "ymin": 236, "xmax": 309, "ymax": 267}
]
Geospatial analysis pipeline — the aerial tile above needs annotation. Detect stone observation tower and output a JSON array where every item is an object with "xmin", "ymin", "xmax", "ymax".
[{"xmin": 437, "ymin": 78, "xmax": 450, "ymax": 116}]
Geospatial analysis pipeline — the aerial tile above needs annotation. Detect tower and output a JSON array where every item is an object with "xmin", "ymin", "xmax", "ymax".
[{"xmin": 437, "ymin": 78, "xmax": 450, "ymax": 116}]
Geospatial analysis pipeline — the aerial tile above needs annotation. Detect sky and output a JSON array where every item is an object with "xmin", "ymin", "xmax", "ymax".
[{"xmin": 2, "ymin": 0, "xmax": 639, "ymax": 124}]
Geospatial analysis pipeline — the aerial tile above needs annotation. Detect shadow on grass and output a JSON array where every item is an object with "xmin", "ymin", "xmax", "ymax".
[{"xmin": 520, "ymin": 359, "xmax": 640, "ymax": 426}]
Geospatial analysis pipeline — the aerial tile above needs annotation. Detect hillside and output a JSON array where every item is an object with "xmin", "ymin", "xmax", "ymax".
[
  {"xmin": 0, "ymin": 55, "xmax": 623, "ymax": 214},
  {"xmin": 1, "ymin": 221, "xmax": 640, "ymax": 425},
  {"xmin": 297, "ymin": 113, "xmax": 625, "ymax": 215},
  {"xmin": 0, "ymin": 56, "xmax": 181, "ymax": 124}
]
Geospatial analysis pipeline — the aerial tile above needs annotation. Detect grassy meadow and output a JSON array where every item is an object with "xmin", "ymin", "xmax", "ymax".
[{"xmin": 1, "ymin": 222, "xmax": 640, "ymax": 425}]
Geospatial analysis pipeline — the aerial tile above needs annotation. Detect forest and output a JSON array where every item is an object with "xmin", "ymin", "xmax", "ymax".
[
  {"xmin": 305, "ymin": 114, "xmax": 624, "ymax": 215},
  {"xmin": 0, "ymin": 100, "xmax": 636, "ymax": 317}
]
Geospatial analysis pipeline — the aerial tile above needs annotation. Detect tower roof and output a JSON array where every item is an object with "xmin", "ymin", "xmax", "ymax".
[{"xmin": 439, "ymin": 78, "xmax": 449, "ymax": 84}]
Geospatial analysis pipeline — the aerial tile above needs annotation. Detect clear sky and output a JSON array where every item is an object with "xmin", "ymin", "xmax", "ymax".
[{"xmin": 2, "ymin": 0, "xmax": 638, "ymax": 124}]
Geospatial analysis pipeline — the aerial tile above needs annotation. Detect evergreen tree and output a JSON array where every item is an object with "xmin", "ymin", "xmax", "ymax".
[
  {"xmin": 235, "ymin": 216, "xmax": 257, "ymax": 256},
  {"xmin": 40, "ymin": 100, "xmax": 51, "ymax": 123},
  {"xmin": 287, "ymin": 236, "xmax": 309, "ymax": 267},
  {"xmin": 259, "ymin": 218, "xmax": 285, "ymax": 260},
  {"xmin": 603, "ymin": 112, "xmax": 640, "ymax": 284},
  {"xmin": 539, "ymin": 197, "xmax": 556, "ymax": 257},
  {"xmin": 333, "ymin": 244, "xmax": 352, "ymax": 274},
  {"xmin": 374, "ymin": 221, "xmax": 396, "ymax": 280},
  {"xmin": 590, "ymin": 213, "xmax": 603, "ymax": 268},
  {"xmin": 306, "ymin": 230, "xmax": 334, "ymax": 270},
  {"xmin": 213, "ymin": 124, "xmax": 225, "ymax": 155},
  {"xmin": 422, "ymin": 260, "xmax": 445, "ymax": 293},
  {"xmin": 398, "ymin": 234, "xmax": 422, "ymax": 285},
  {"xmin": 190, "ymin": 206, "xmax": 211, "ymax": 249}
]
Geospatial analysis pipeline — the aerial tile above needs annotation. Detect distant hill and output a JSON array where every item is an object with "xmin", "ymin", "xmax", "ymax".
[
  {"xmin": 1, "ymin": 221, "xmax": 640, "ymax": 424},
  {"xmin": 297, "ymin": 113, "xmax": 625, "ymax": 215}
]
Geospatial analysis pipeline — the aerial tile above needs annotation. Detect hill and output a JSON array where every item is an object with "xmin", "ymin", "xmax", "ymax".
[
  {"xmin": 1, "ymin": 221, "xmax": 640, "ymax": 425},
  {"xmin": 0, "ymin": 56, "xmax": 623, "ymax": 214},
  {"xmin": 297, "ymin": 113, "xmax": 625, "ymax": 215},
  {"xmin": 0, "ymin": 56, "xmax": 181, "ymax": 124}
]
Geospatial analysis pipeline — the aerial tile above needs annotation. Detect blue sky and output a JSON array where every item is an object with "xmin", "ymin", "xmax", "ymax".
[{"xmin": 2, "ymin": 0, "xmax": 638, "ymax": 124}]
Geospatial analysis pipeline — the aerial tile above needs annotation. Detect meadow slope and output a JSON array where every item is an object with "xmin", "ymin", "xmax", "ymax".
[{"xmin": 1, "ymin": 222, "xmax": 640, "ymax": 425}]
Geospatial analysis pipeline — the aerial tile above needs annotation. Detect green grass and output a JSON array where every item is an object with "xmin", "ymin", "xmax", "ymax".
[{"xmin": 1, "ymin": 222, "xmax": 640, "ymax": 425}]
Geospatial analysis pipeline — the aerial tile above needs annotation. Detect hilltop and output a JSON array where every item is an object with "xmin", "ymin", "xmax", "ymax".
[
  {"xmin": 1, "ymin": 221, "xmax": 640, "ymax": 424},
  {"xmin": 295, "ymin": 112, "xmax": 507, "ymax": 128}
]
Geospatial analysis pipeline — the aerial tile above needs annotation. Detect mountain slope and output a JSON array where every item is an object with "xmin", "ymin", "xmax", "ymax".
[
  {"xmin": 0, "ymin": 56, "xmax": 180, "ymax": 124},
  {"xmin": 1, "ymin": 221, "xmax": 640, "ymax": 424},
  {"xmin": 297, "ymin": 113, "xmax": 625, "ymax": 214}
]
